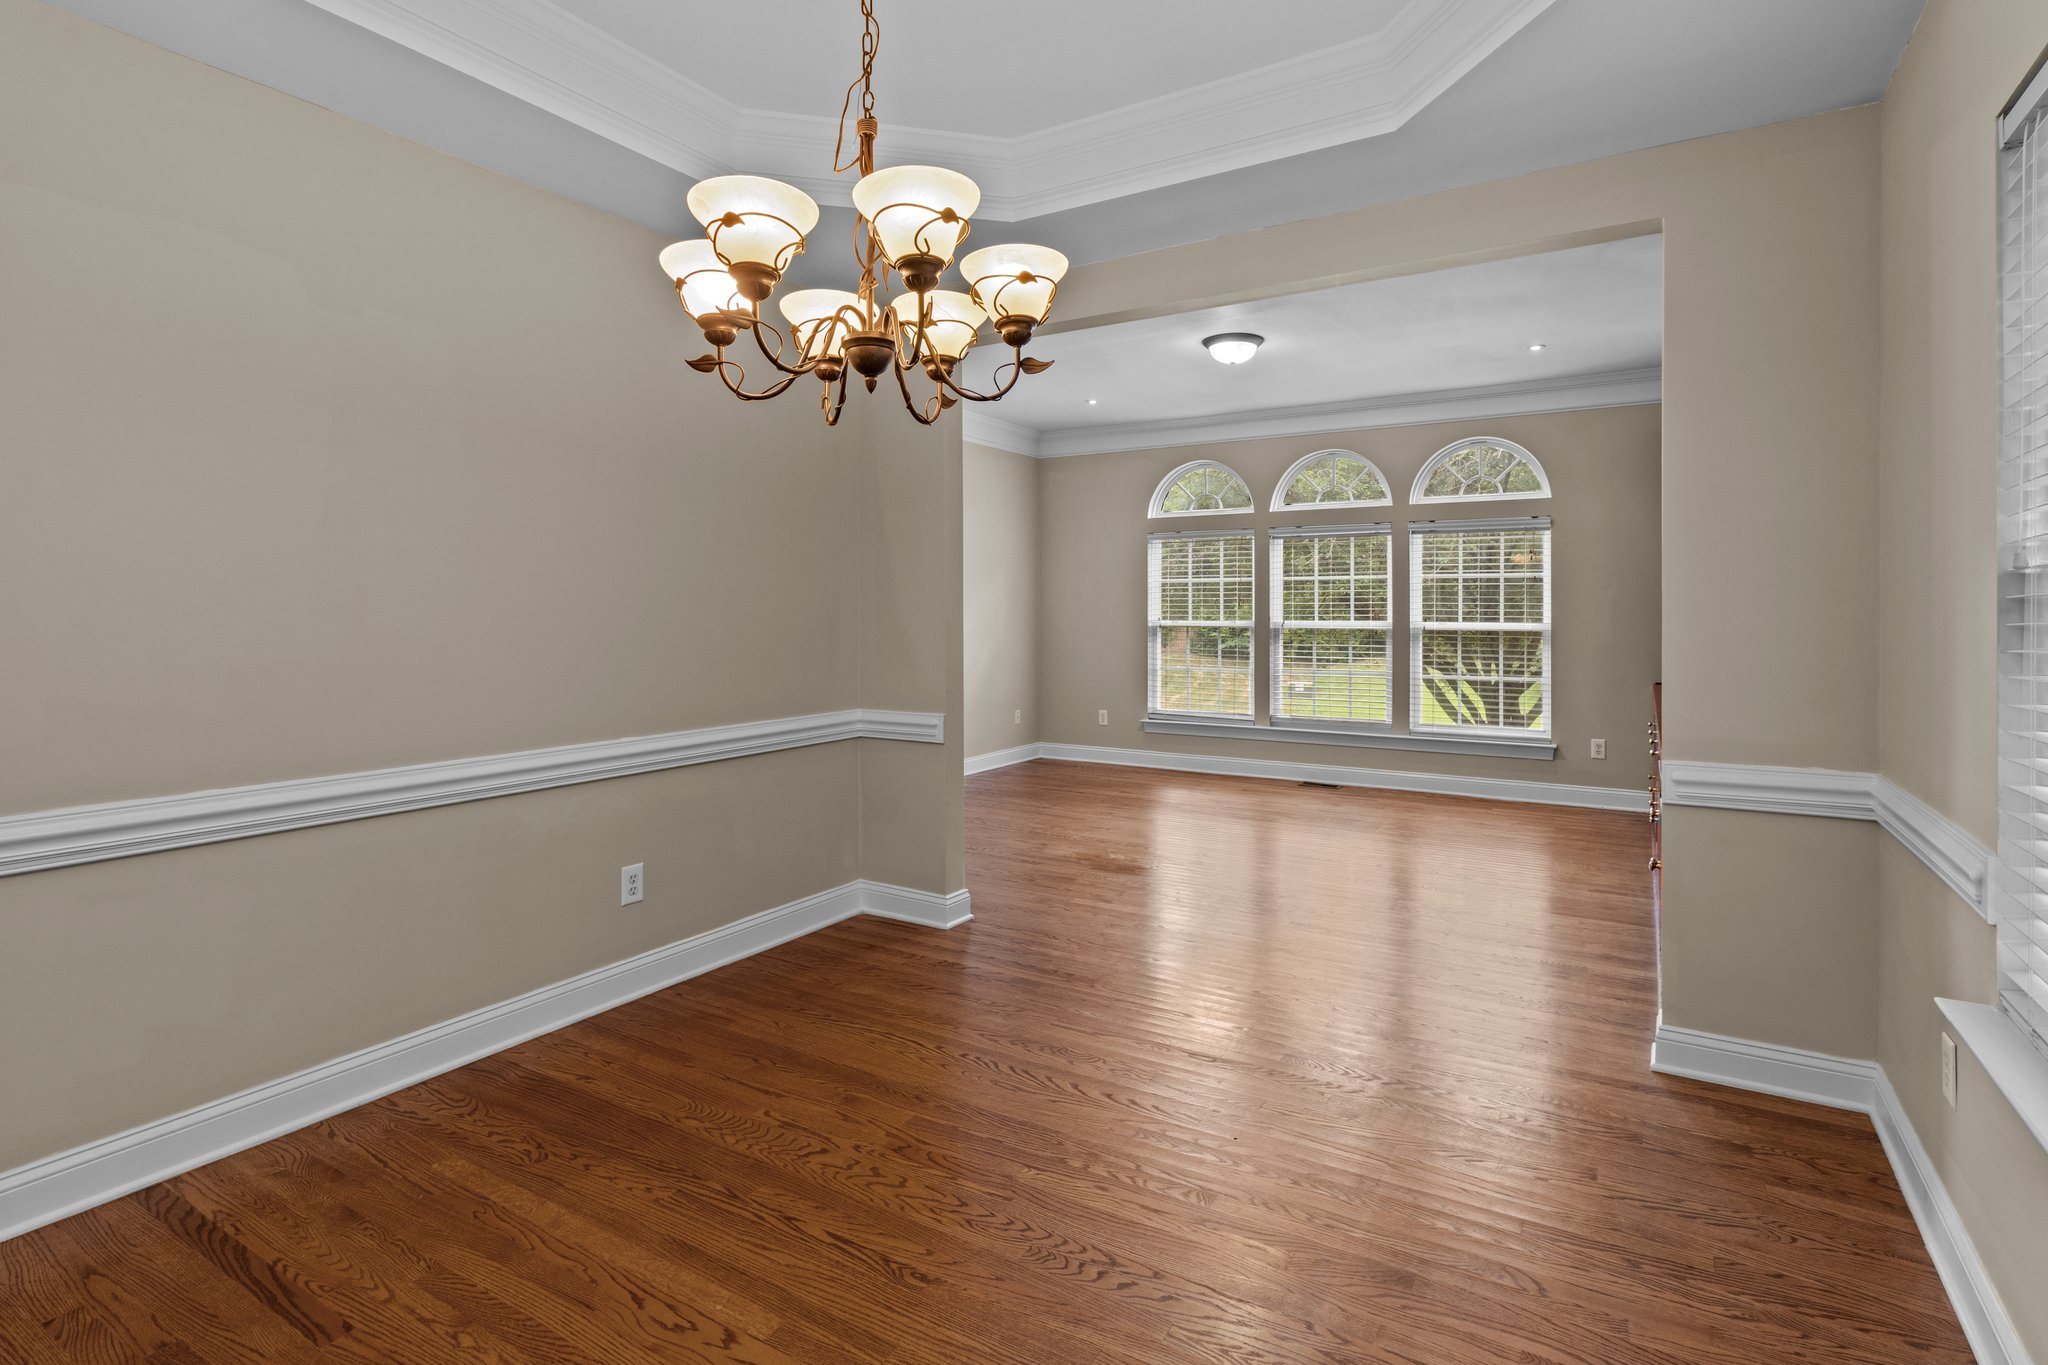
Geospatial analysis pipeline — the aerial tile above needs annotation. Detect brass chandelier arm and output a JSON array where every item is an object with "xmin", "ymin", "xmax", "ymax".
[
  {"xmin": 745, "ymin": 313, "xmax": 823, "ymax": 377},
  {"xmin": 890, "ymin": 355, "xmax": 945, "ymax": 426},
  {"xmin": 821, "ymin": 365, "xmax": 851, "ymax": 426},
  {"xmin": 691, "ymin": 352, "xmax": 802, "ymax": 402},
  {"xmin": 931, "ymin": 346, "xmax": 1053, "ymax": 403}
]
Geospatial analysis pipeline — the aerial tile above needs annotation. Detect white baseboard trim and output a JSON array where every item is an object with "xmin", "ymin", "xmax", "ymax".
[
  {"xmin": 859, "ymin": 881, "xmax": 973, "ymax": 929},
  {"xmin": 0, "ymin": 709, "xmax": 945, "ymax": 880},
  {"xmin": 1651, "ymin": 1021, "xmax": 1877, "ymax": 1111},
  {"xmin": 1034, "ymin": 741, "xmax": 1645, "ymax": 812},
  {"xmin": 1652, "ymin": 1023, "xmax": 2031, "ymax": 1365},
  {"xmin": 1661, "ymin": 762, "xmax": 1993, "ymax": 924},
  {"xmin": 965, "ymin": 743, "xmax": 1043, "ymax": 775},
  {"xmin": 0, "ymin": 877, "xmax": 964, "ymax": 1245}
]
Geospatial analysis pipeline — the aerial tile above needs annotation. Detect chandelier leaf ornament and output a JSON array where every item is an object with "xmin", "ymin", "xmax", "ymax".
[{"xmin": 657, "ymin": 0, "xmax": 1067, "ymax": 426}]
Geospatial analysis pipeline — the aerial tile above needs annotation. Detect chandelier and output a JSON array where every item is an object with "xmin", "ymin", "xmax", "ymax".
[{"xmin": 657, "ymin": 0, "xmax": 1066, "ymax": 427}]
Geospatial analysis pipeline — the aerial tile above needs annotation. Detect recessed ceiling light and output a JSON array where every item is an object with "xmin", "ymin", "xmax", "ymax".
[
  {"xmin": 1528, "ymin": 342, "xmax": 1548, "ymax": 352},
  {"xmin": 1202, "ymin": 333, "xmax": 1264, "ymax": 365},
  {"xmin": 1086, "ymin": 398, "xmax": 1098, "ymax": 405}
]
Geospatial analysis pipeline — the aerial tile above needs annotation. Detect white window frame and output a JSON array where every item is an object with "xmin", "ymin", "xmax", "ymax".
[
  {"xmin": 1995, "ymin": 86, "xmax": 2048, "ymax": 1062},
  {"xmin": 1409, "ymin": 516, "xmax": 1553, "ymax": 740},
  {"xmin": 1268, "ymin": 524, "xmax": 1394, "ymax": 732},
  {"xmin": 1148, "ymin": 460, "xmax": 1256, "ymax": 518},
  {"xmin": 1269, "ymin": 450, "xmax": 1393, "ymax": 511},
  {"xmin": 1410, "ymin": 437, "xmax": 1552, "ymax": 504},
  {"xmin": 1147, "ymin": 528, "xmax": 1256, "ymax": 722}
]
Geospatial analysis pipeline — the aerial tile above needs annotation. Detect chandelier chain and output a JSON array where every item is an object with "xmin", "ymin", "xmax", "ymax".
[{"xmin": 831, "ymin": 0, "xmax": 882, "ymax": 175}]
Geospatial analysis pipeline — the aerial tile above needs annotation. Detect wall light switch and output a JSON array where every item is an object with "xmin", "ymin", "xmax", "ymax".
[
  {"xmin": 1590, "ymin": 738, "xmax": 1607, "ymax": 760},
  {"xmin": 1097, "ymin": 709, "xmax": 1109, "ymax": 726},
  {"xmin": 1014, "ymin": 708, "xmax": 1022, "ymax": 724},
  {"xmin": 621, "ymin": 863, "xmax": 644, "ymax": 906},
  {"xmin": 1941, "ymin": 1031, "xmax": 1957, "ymax": 1106}
]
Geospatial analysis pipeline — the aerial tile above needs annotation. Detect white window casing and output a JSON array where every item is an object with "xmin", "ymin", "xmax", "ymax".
[
  {"xmin": 1269, "ymin": 524, "xmax": 1393, "ymax": 730},
  {"xmin": 1995, "ymin": 94, "xmax": 2048, "ymax": 1059},
  {"xmin": 1409, "ymin": 516, "xmax": 1552, "ymax": 740},
  {"xmin": 1148, "ymin": 529, "xmax": 1256, "ymax": 721}
]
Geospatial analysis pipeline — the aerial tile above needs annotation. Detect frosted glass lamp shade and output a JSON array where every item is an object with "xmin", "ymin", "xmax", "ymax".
[
  {"xmin": 686, "ymin": 175, "xmax": 819, "ymax": 273},
  {"xmin": 778, "ymin": 289, "xmax": 861, "ymax": 362},
  {"xmin": 960, "ymin": 243, "xmax": 1068, "ymax": 325},
  {"xmin": 852, "ymin": 165, "xmax": 980, "ymax": 275},
  {"xmin": 889, "ymin": 290, "xmax": 985, "ymax": 361},
  {"xmin": 658, "ymin": 240, "xmax": 748, "ymax": 319}
]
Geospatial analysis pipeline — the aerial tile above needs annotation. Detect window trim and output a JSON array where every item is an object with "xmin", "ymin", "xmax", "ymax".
[
  {"xmin": 1147, "ymin": 460, "xmax": 1257, "ymax": 518},
  {"xmin": 1146, "ymin": 528, "xmax": 1257, "ymax": 722},
  {"xmin": 1267, "ymin": 522, "xmax": 1394, "ymax": 734},
  {"xmin": 1408, "ymin": 515, "xmax": 1554, "ymax": 741},
  {"xmin": 1269, "ymin": 450, "xmax": 1394, "ymax": 511},
  {"xmin": 1410, "ymin": 437, "xmax": 1552, "ymax": 505}
]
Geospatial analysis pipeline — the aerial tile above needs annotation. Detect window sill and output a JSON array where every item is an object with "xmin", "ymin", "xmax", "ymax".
[
  {"xmin": 1142, "ymin": 717, "xmax": 1557, "ymax": 760},
  {"xmin": 1938, "ymin": 998, "xmax": 2048, "ymax": 1155}
]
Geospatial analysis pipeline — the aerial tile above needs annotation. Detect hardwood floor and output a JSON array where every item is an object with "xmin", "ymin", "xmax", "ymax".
[{"xmin": 0, "ymin": 761, "xmax": 1969, "ymax": 1362}]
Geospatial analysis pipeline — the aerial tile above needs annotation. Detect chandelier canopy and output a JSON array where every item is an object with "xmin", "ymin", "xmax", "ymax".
[{"xmin": 657, "ymin": 0, "xmax": 1065, "ymax": 427}]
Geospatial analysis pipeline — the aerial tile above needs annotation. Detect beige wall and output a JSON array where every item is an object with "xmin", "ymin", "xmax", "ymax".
[
  {"xmin": 963, "ymin": 441, "xmax": 1042, "ymax": 758},
  {"xmin": 0, "ymin": 0, "xmax": 958, "ymax": 1173},
  {"xmin": 1877, "ymin": 2, "xmax": 2048, "ymax": 1356},
  {"xmin": 1035, "ymin": 405, "xmax": 1661, "ymax": 789},
  {"xmin": 1044, "ymin": 107, "xmax": 1884, "ymax": 1062}
]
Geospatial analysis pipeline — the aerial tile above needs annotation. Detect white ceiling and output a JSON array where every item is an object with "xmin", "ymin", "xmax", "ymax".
[
  {"xmin": 48, "ymin": 0, "xmax": 1924, "ymax": 262},
  {"xmin": 961, "ymin": 235, "xmax": 1663, "ymax": 456},
  {"xmin": 556, "ymin": 0, "xmax": 1413, "ymax": 138}
]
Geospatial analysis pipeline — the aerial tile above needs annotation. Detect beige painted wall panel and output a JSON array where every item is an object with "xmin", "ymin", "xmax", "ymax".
[
  {"xmin": 0, "ymin": 0, "xmax": 942, "ymax": 1177},
  {"xmin": 963, "ymin": 442, "xmax": 1041, "ymax": 758},
  {"xmin": 0, "ymin": 743, "xmax": 860, "ymax": 1171},
  {"xmin": 0, "ymin": 0, "xmax": 860, "ymax": 814},
  {"xmin": 1658, "ymin": 807, "xmax": 1878, "ymax": 1059},
  {"xmin": 1036, "ymin": 406, "xmax": 1661, "ymax": 789},
  {"xmin": 857, "ymin": 403, "xmax": 966, "ymax": 894},
  {"xmin": 1876, "ymin": 841, "xmax": 2048, "ymax": 1359},
  {"xmin": 1877, "ymin": 0, "xmax": 2047, "ymax": 846},
  {"xmin": 1053, "ymin": 108, "xmax": 1882, "ymax": 775},
  {"xmin": 1874, "ymin": 4, "xmax": 2048, "ymax": 1351}
]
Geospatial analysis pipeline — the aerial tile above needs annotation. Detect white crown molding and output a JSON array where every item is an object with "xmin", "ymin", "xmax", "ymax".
[
  {"xmin": 1029, "ymin": 742, "xmax": 1643, "ymax": 811},
  {"xmin": 969, "ymin": 367, "xmax": 1663, "ymax": 460},
  {"xmin": 0, "ymin": 877, "xmax": 965, "ymax": 1245},
  {"xmin": 292, "ymin": 0, "xmax": 1555, "ymax": 216},
  {"xmin": 0, "ymin": 709, "xmax": 943, "ymax": 879},
  {"xmin": 960, "ymin": 410, "xmax": 1043, "ymax": 458},
  {"xmin": 1660, "ymin": 761, "xmax": 1994, "ymax": 922},
  {"xmin": 1652, "ymin": 1024, "xmax": 2032, "ymax": 1365}
]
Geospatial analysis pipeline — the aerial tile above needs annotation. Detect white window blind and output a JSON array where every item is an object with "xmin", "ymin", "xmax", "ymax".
[
  {"xmin": 1269, "ymin": 526, "xmax": 1392, "ymax": 727},
  {"xmin": 1410, "ymin": 517, "xmax": 1552, "ymax": 737},
  {"xmin": 1149, "ymin": 531, "xmax": 1255, "ymax": 720},
  {"xmin": 1997, "ymin": 95, "xmax": 2048, "ymax": 1057}
]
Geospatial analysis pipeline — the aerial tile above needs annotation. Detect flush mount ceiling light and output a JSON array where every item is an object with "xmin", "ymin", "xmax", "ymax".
[
  {"xmin": 656, "ymin": 0, "xmax": 1065, "ymax": 427},
  {"xmin": 1203, "ymin": 333, "xmax": 1264, "ymax": 365},
  {"xmin": 1528, "ymin": 342, "xmax": 1548, "ymax": 351}
]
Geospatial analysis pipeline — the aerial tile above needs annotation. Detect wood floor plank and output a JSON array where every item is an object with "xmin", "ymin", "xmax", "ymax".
[{"xmin": 0, "ymin": 761, "xmax": 1973, "ymax": 1361}]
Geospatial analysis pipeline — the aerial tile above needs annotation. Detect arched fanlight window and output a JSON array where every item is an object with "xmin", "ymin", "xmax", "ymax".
[
  {"xmin": 1149, "ymin": 461, "xmax": 1254, "ymax": 516},
  {"xmin": 1271, "ymin": 449, "xmax": 1392, "ymax": 510},
  {"xmin": 1411, "ymin": 438, "xmax": 1551, "ymax": 503}
]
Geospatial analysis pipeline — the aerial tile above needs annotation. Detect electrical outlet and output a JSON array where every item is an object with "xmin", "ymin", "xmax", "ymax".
[
  {"xmin": 1097, "ymin": 709, "xmax": 1109, "ymax": 726},
  {"xmin": 620, "ymin": 863, "xmax": 644, "ymax": 906},
  {"xmin": 1590, "ymin": 738, "xmax": 1607, "ymax": 760},
  {"xmin": 1014, "ymin": 708, "xmax": 1022, "ymax": 724},
  {"xmin": 1941, "ymin": 1031, "xmax": 1958, "ymax": 1106}
]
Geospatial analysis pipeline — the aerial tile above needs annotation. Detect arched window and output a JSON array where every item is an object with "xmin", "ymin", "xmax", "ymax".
[
  {"xmin": 1411, "ymin": 438, "xmax": 1550, "ymax": 503},
  {"xmin": 1271, "ymin": 450, "xmax": 1391, "ymax": 510},
  {"xmin": 1150, "ymin": 461, "xmax": 1254, "ymax": 516}
]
